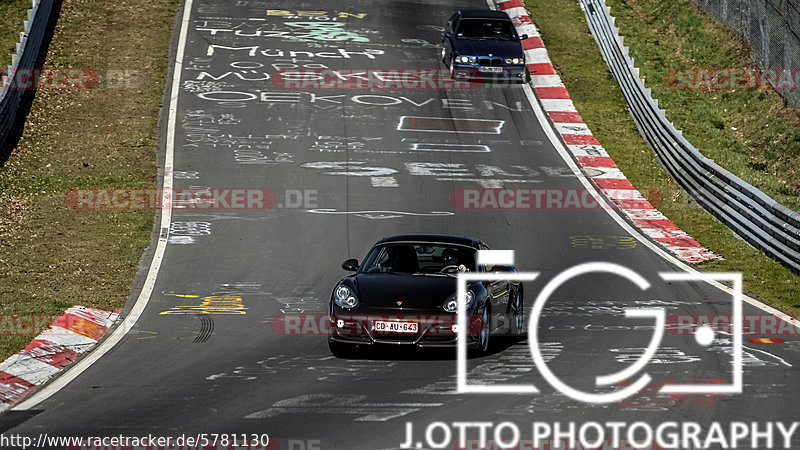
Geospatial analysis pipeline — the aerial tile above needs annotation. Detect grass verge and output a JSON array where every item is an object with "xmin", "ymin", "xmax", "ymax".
[
  {"xmin": 0, "ymin": 0, "xmax": 34, "ymax": 75},
  {"xmin": 0, "ymin": 0, "xmax": 179, "ymax": 359},
  {"xmin": 526, "ymin": 0, "xmax": 800, "ymax": 314}
]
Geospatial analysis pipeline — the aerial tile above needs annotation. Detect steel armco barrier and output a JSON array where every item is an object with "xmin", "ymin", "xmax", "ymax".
[
  {"xmin": 579, "ymin": 0, "xmax": 800, "ymax": 273},
  {"xmin": 0, "ymin": 0, "xmax": 55, "ymax": 151}
]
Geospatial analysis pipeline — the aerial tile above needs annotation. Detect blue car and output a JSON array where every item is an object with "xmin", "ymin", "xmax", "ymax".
[{"xmin": 441, "ymin": 9, "xmax": 530, "ymax": 83}]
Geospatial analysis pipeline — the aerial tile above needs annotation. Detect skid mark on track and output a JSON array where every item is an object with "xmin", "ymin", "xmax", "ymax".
[{"xmin": 194, "ymin": 316, "xmax": 214, "ymax": 343}]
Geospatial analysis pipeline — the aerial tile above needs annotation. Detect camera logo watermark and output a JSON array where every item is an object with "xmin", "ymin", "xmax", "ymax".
[{"xmin": 456, "ymin": 254, "xmax": 743, "ymax": 403}]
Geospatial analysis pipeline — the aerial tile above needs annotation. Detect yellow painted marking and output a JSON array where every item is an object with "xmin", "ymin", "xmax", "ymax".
[
  {"xmin": 160, "ymin": 295, "xmax": 246, "ymax": 315},
  {"xmin": 66, "ymin": 317, "xmax": 102, "ymax": 338},
  {"xmin": 748, "ymin": 337, "xmax": 784, "ymax": 344},
  {"xmin": 266, "ymin": 9, "xmax": 367, "ymax": 18},
  {"xmin": 137, "ymin": 330, "xmax": 158, "ymax": 340}
]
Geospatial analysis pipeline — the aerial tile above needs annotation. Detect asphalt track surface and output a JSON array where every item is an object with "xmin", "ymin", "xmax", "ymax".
[{"xmin": 3, "ymin": 0, "xmax": 800, "ymax": 449}]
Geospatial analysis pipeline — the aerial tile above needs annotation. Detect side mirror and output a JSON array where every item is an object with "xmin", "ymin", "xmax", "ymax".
[
  {"xmin": 490, "ymin": 265, "xmax": 516, "ymax": 273},
  {"xmin": 444, "ymin": 31, "xmax": 453, "ymax": 39},
  {"xmin": 520, "ymin": 34, "xmax": 529, "ymax": 40},
  {"xmin": 342, "ymin": 258, "xmax": 359, "ymax": 271}
]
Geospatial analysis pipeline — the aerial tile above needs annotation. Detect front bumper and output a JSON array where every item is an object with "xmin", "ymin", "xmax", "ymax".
[
  {"xmin": 328, "ymin": 314, "xmax": 482, "ymax": 348},
  {"xmin": 452, "ymin": 64, "xmax": 527, "ymax": 82}
]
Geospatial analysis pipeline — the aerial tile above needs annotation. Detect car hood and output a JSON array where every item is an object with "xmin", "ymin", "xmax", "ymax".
[
  {"xmin": 354, "ymin": 273, "xmax": 456, "ymax": 311},
  {"xmin": 453, "ymin": 39, "xmax": 523, "ymax": 58}
]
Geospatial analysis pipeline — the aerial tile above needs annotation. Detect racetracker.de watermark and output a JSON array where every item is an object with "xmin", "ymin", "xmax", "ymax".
[
  {"xmin": 271, "ymin": 68, "xmax": 481, "ymax": 90},
  {"xmin": 0, "ymin": 315, "xmax": 61, "ymax": 336},
  {"xmin": 664, "ymin": 68, "xmax": 800, "ymax": 90},
  {"xmin": 668, "ymin": 314, "xmax": 800, "ymax": 336},
  {"xmin": 63, "ymin": 188, "xmax": 318, "ymax": 210},
  {"xmin": 271, "ymin": 314, "xmax": 494, "ymax": 337},
  {"xmin": 1, "ymin": 68, "xmax": 146, "ymax": 90},
  {"xmin": 0, "ymin": 432, "xmax": 273, "ymax": 450},
  {"xmin": 450, "ymin": 188, "xmax": 658, "ymax": 210}
]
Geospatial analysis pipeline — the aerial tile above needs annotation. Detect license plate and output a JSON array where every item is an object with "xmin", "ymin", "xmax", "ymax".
[
  {"xmin": 371, "ymin": 320, "xmax": 419, "ymax": 333},
  {"xmin": 480, "ymin": 66, "xmax": 503, "ymax": 73}
]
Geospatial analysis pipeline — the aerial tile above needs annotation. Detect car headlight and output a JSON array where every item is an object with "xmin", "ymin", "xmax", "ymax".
[
  {"xmin": 456, "ymin": 56, "xmax": 476, "ymax": 64},
  {"xmin": 334, "ymin": 285, "xmax": 359, "ymax": 309},
  {"xmin": 505, "ymin": 57, "xmax": 523, "ymax": 64},
  {"xmin": 443, "ymin": 290, "xmax": 475, "ymax": 312}
]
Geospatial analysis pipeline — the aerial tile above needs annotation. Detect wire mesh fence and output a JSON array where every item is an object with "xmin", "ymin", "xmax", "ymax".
[{"xmin": 693, "ymin": 0, "xmax": 800, "ymax": 109}]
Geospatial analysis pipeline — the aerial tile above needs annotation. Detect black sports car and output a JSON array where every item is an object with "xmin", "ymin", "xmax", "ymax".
[
  {"xmin": 441, "ymin": 9, "xmax": 529, "ymax": 82},
  {"xmin": 328, "ymin": 234, "xmax": 524, "ymax": 356}
]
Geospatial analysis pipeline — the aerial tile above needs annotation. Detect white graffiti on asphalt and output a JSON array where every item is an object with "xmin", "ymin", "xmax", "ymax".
[{"xmin": 305, "ymin": 209, "xmax": 454, "ymax": 220}]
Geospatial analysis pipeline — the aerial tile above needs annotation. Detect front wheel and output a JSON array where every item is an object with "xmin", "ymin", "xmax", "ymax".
[
  {"xmin": 473, "ymin": 306, "xmax": 491, "ymax": 355},
  {"xmin": 510, "ymin": 286, "xmax": 525, "ymax": 337},
  {"xmin": 519, "ymin": 68, "xmax": 531, "ymax": 84}
]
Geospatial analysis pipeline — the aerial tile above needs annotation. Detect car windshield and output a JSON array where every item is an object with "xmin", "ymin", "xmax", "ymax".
[
  {"xmin": 360, "ymin": 243, "xmax": 477, "ymax": 276},
  {"xmin": 456, "ymin": 18, "xmax": 516, "ymax": 41}
]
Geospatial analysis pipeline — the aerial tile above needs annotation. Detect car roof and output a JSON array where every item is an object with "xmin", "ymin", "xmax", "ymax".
[
  {"xmin": 457, "ymin": 9, "xmax": 512, "ymax": 20},
  {"xmin": 376, "ymin": 233, "xmax": 483, "ymax": 248}
]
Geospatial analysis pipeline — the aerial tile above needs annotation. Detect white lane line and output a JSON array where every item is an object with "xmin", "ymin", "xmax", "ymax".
[{"xmin": 12, "ymin": 0, "xmax": 194, "ymax": 411}]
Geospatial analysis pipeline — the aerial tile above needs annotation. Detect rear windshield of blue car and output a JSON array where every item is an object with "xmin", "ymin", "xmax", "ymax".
[{"xmin": 456, "ymin": 19, "xmax": 517, "ymax": 41}]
